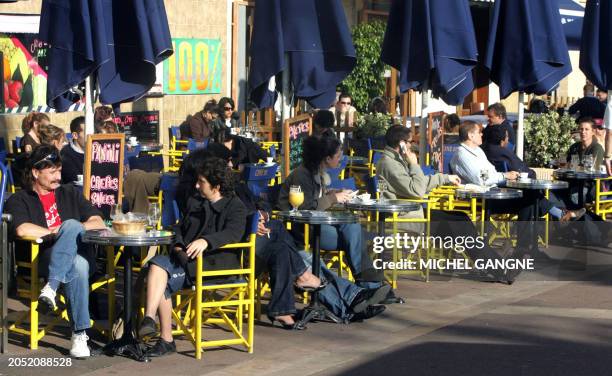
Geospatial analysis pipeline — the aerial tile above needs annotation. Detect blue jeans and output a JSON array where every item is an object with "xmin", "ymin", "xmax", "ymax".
[
  {"xmin": 298, "ymin": 251, "xmax": 362, "ymax": 320},
  {"xmin": 47, "ymin": 219, "xmax": 91, "ymax": 331},
  {"xmin": 319, "ymin": 223, "xmax": 382, "ymax": 289}
]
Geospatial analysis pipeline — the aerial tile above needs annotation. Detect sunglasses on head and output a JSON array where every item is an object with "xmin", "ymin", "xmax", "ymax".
[{"xmin": 33, "ymin": 153, "xmax": 60, "ymax": 169}]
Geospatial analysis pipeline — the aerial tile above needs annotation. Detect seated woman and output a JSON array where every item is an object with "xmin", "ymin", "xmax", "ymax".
[
  {"xmin": 20, "ymin": 112, "xmax": 50, "ymax": 153},
  {"xmin": 179, "ymin": 99, "xmax": 219, "ymax": 142},
  {"xmin": 278, "ymin": 135, "xmax": 391, "ymax": 296},
  {"xmin": 179, "ymin": 145, "xmax": 388, "ymax": 327},
  {"xmin": 139, "ymin": 158, "xmax": 247, "ymax": 357}
]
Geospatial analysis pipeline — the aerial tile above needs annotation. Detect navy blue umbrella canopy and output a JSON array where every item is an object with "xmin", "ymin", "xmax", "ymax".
[
  {"xmin": 39, "ymin": 0, "xmax": 173, "ymax": 111},
  {"xmin": 559, "ymin": 0, "xmax": 585, "ymax": 50},
  {"xmin": 380, "ymin": 0, "xmax": 478, "ymax": 106},
  {"xmin": 248, "ymin": 0, "xmax": 356, "ymax": 109},
  {"xmin": 580, "ymin": 0, "xmax": 612, "ymax": 90},
  {"xmin": 484, "ymin": 0, "xmax": 572, "ymax": 99}
]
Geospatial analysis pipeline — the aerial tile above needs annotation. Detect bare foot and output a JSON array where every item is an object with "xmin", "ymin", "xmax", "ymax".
[
  {"xmin": 274, "ymin": 314, "xmax": 295, "ymax": 325},
  {"xmin": 295, "ymin": 270, "xmax": 321, "ymax": 289}
]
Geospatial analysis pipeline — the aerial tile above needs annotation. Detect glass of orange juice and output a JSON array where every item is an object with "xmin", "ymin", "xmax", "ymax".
[{"xmin": 289, "ymin": 185, "xmax": 304, "ymax": 214}]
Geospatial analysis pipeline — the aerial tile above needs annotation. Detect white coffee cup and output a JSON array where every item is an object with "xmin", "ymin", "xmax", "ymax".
[
  {"xmin": 600, "ymin": 165, "xmax": 608, "ymax": 175},
  {"xmin": 76, "ymin": 174, "xmax": 83, "ymax": 184},
  {"xmin": 266, "ymin": 157, "xmax": 274, "ymax": 165},
  {"xmin": 519, "ymin": 172, "xmax": 529, "ymax": 180}
]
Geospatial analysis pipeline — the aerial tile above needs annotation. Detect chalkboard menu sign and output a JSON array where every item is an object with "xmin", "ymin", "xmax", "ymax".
[
  {"xmin": 112, "ymin": 111, "xmax": 160, "ymax": 143},
  {"xmin": 428, "ymin": 112, "xmax": 445, "ymax": 172},
  {"xmin": 283, "ymin": 114, "xmax": 312, "ymax": 177},
  {"xmin": 83, "ymin": 134, "xmax": 125, "ymax": 219}
]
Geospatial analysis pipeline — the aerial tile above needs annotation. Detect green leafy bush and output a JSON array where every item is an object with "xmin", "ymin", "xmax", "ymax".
[
  {"xmin": 354, "ymin": 112, "xmax": 392, "ymax": 139},
  {"xmin": 339, "ymin": 21, "xmax": 388, "ymax": 113},
  {"xmin": 523, "ymin": 112, "xmax": 575, "ymax": 167}
]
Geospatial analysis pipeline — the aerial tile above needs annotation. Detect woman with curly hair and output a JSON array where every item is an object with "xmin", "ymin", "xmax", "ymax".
[
  {"xmin": 138, "ymin": 157, "xmax": 248, "ymax": 357},
  {"xmin": 20, "ymin": 112, "xmax": 50, "ymax": 153}
]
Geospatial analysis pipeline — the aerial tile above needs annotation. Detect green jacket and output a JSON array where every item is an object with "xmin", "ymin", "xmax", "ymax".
[{"xmin": 376, "ymin": 146, "xmax": 451, "ymax": 199}]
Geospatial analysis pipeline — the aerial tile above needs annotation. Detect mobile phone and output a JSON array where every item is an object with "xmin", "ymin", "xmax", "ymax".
[{"xmin": 400, "ymin": 142, "xmax": 408, "ymax": 154}]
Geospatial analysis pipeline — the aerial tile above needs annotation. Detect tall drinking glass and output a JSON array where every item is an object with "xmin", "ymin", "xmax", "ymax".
[
  {"xmin": 479, "ymin": 169, "xmax": 489, "ymax": 187},
  {"xmin": 148, "ymin": 202, "xmax": 161, "ymax": 231},
  {"xmin": 110, "ymin": 204, "xmax": 122, "ymax": 221},
  {"xmin": 377, "ymin": 177, "xmax": 388, "ymax": 203},
  {"xmin": 288, "ymin": 186, "xmax": 304, "ymax": 215},
  {"xmin": 584, "ymin": 154, "xmax": 594, "ymax": 172}
]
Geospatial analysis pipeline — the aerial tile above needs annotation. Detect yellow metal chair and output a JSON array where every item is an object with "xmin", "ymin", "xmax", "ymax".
[
  {"xmin": 594, "ymin": 177, "xmax": 612, "ymax": 219},
  {"xmin": 170, "ymin": 213, "xmax": 259, "ymax": 359},
  {"xmin": 9, "ymin": 236, "xmax": 116, "ymax": 349}
]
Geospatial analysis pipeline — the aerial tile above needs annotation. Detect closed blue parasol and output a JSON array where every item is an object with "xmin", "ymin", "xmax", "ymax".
[
  {"xmin": 580, "ymin": 0, "xmax": 612, "ymax": 91},
  {"xmin": 485, "ymin": 0, "xmax": 572, "ymax": 99},
  {"xmin": 39, "ymin": 0, "xmax": 173, "ymax": 112},
  {"xmin": 484, "ymin": 0, "xmax": 572, "ymax": 158},
  {"xmin": 381, "ymin": 0, "xmax": 478, "ymax": 106},
  {"xmin": 559, "ymin": 0, "xmax": 585, "ymax": 50},
  {"xmin": 580, "ymin": 0, "xmax": 612, "ymax": 143},
  {"xmin": 248, "ymin": 0, "xmax": 356, "ymax": 109}
]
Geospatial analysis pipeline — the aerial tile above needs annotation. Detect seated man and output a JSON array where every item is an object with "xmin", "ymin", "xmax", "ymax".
[
  {"xmin": 60, "ymin": 116, "xmax": 85, "ymax": 184},
  {"xmin": 377, "ymin": 126, "xmax": 511, "ymax": 282},
  {"xmin": 565, "ymin": 117, "xmax": 605, "ymax": 205},
  {"xmin": 451, "ymin": 122, "xmax": 585, "ymax": 255},
  {"xmin": 139, "ymin": 158, "xmax": 248, "ymax": 356},
  {"xmin": 214, "ymin": 128, "xmax": 267, "ymax": 167},
  {"xmin": 483, "ymin": 126, "xmax": 536, "ymax": 179},
  {"xmin": 567, "ymin": 117, "xmax": 604, "ymax": 170},
  {"xmin": 484, "ymin": 103, "xmax": 516, "ymax": 150},
  {"xmin": 5, "ymin": 145, "xmax": 106, "ymax": 358}
]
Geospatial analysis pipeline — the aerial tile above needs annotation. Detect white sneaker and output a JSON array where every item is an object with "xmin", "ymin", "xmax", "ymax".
[
  {"xmin": 38, "ymin": 284, "xmax": 57, "ymax": 313},
  {"xmin": 70, "ymin": 332, "xmax": 90, "ymax": 358}
]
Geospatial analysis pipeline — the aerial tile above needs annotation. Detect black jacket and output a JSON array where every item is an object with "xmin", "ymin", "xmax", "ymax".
[
  {"xmin": 483, "ymin": 143, "xmax": 536, "ymax": 178},
  {"xmin": 230, "ymin": 136, "xmax": 267, "ymax": 166},
  {"xmin": 5, "ymin": 184, "xmax": 103, "ymax": 276},
  {"xmin": 173, "ymin": 195, "xmax": 247, "ymax": 278},
  {"xmin": 483, "ymin": 120, "xmax": 516, "ymax": 150},
  {"xmin": 568, "ymin": 96, "xmax": 605, "ymax": 119},
  {"xmin": 60, "ymin": 143, "xmax": 85, "ymax": 184}
]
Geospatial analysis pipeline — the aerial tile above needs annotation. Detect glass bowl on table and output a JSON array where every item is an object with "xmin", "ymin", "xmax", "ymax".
[{"xmin": 111, "ymin": 212, "xmax": 147, "ymax": 236}]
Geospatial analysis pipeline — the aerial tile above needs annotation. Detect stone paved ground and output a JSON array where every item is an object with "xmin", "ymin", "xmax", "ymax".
[{"xmin": 1, "ymin": 245, "xmax": 612, "ymax": 376}]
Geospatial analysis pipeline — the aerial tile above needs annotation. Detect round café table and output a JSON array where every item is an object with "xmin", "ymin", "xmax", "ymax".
[
  {"xmin": 553, "ymin": 169, "xmax": 608, "ymax": 207},
  {"xmin": 277, "ymin": 210, "xmax": 357, "ymax": 329},
  {"xmin": 506, "ymin": 179, "xmax": 568, "ymax": 251},
  {"xmin": 455, "ymin": 187, "xmax": 523, "ymax": 221},
  {"xmin": 345, "ymin": 199, "xmax": 421, "ymax": 237},
  {"xmin": 82, "ymin": 229, "xmax": 175, "ymax": 362},
  {"xmin": 345, "ymin": 199, "xmax": 420, "ymax": 303},
  {"xmin": 138, "ymin": 143, "xmax": 164, "ymax": 153},
  {"xmin": 346, "ymin": 156, "xmax": 367, "ymax": 165}
]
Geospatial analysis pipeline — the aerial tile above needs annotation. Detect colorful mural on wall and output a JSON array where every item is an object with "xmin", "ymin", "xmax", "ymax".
[{"xmin": 0, "ymin": 33, "xmax": 49, "ymax": 112}]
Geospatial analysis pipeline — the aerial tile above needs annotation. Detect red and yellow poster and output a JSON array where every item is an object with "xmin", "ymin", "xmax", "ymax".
[{"xmin": 0, "ymin": 33, "xmax": 49, "ymax": 111}]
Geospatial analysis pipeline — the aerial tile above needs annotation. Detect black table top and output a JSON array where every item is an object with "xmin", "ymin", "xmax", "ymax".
[
  {"xmin": 82, "ymin": 229, "xmax": 175, "ymax": 246},
  {"xmin": 506, "ymin": 179, "xmax": 569, "ymax": 190},
  {"xmin": 455, "ymin": 187, "xmax": 523, "ymax": 200},
  {"xmin": 345, "ymin": 199, "xmax": 421, "ymax": 213},
  {"xmin": 277, "ymin": 210, "xmax": 358, "ymax": 225}
]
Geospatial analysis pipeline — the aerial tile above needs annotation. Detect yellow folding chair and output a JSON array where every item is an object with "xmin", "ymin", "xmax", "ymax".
[
  {"xmin": 171, "ymin": 213, "xmax": 258, "ymax": 359},
  {"xmin": 9, "ymin": 236, "xmax": 115, "ymax": 349}
]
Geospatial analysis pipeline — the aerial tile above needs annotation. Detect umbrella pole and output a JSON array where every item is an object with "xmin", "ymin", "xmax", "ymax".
[
  {"xmin": 281, "ymin": 52, "xmax": 291, "ymax": 177},
  {"xmin": 517, "ymin": 92, "xmax": 525, "ymax": 160},
  {"xmin": 84, "ymin": 75, "xmax": 95, "ymax": 136},
  {"xmin": 420, "ymin": 88, "xmax": 429, "ymax": 167}
]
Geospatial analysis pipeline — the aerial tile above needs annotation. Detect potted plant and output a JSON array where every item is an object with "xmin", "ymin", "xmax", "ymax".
[{"xmin": 523, "ymin": 112, "xmax": 575, "ymax": 167}]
